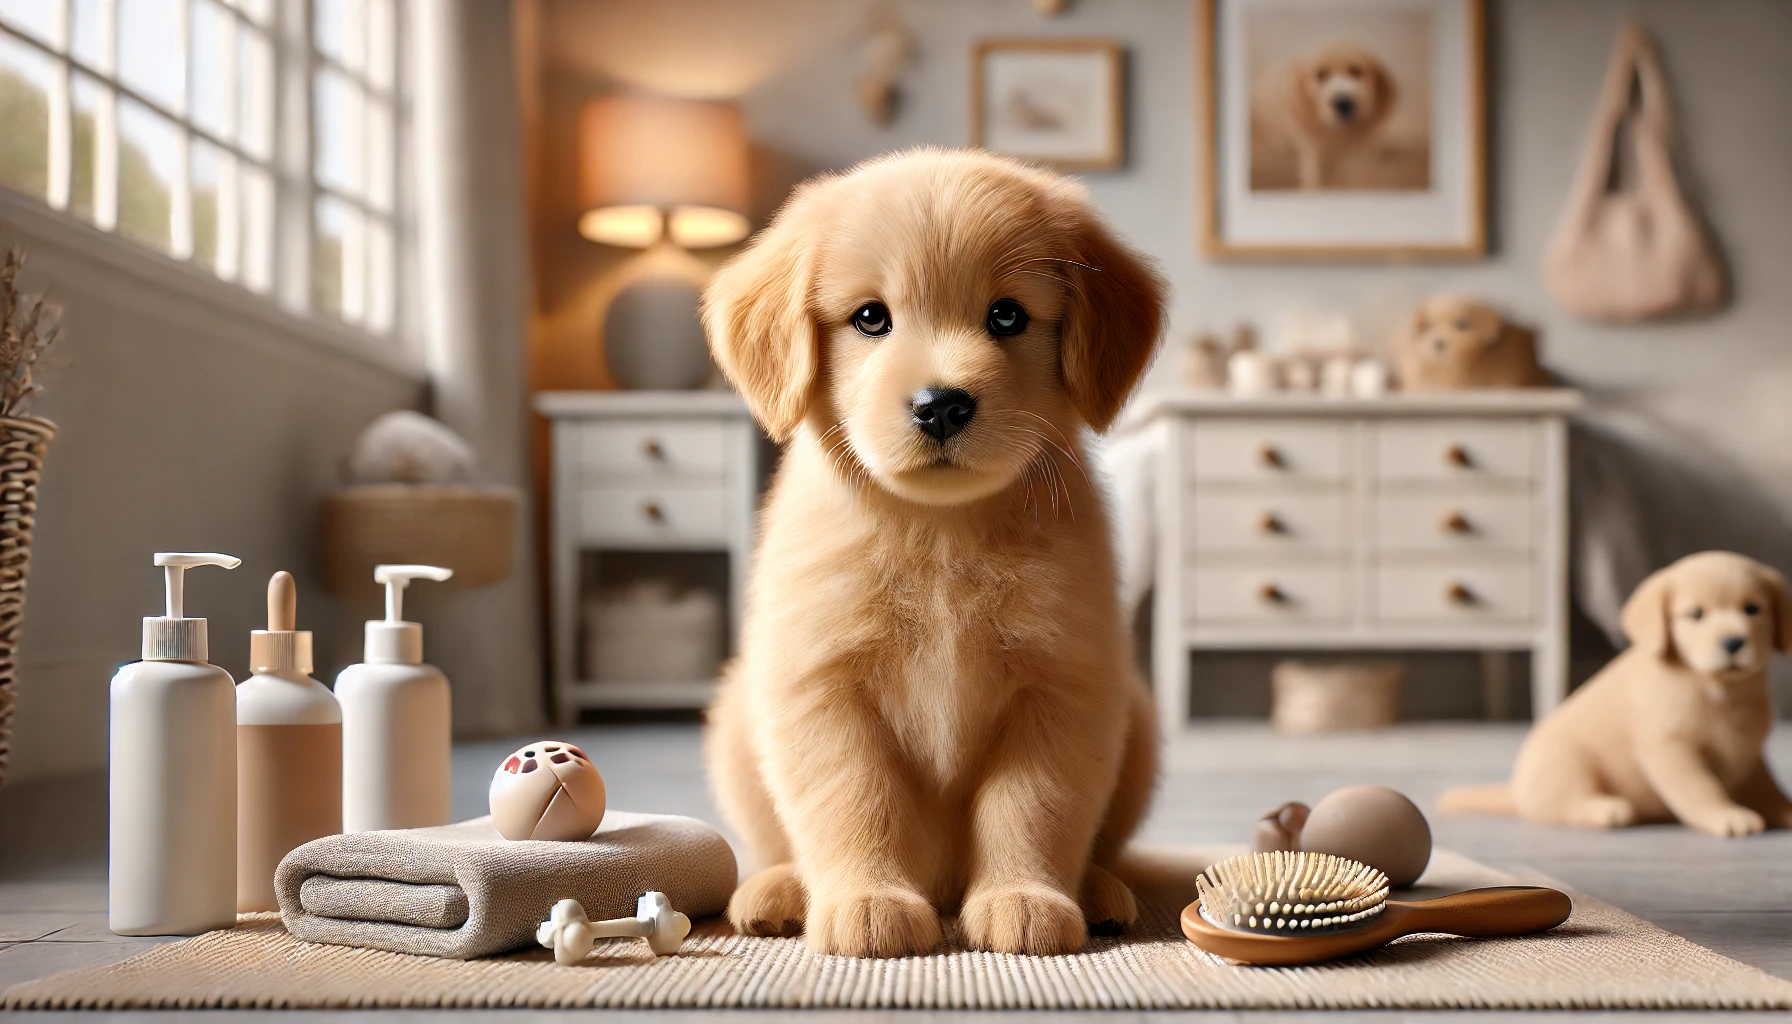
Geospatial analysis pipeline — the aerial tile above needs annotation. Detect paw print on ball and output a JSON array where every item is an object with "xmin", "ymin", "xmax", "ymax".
[{"xmin": 490, "ymin": 740, "xmax": 606, "ymax": 841}]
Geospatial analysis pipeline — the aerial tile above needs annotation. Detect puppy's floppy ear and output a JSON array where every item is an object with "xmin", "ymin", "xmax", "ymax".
[
  {"xmin": 701, "ymin": 192, "xmax": 822, "ymax": 442},
  {"xmin": 1621, "ymin": 565, "xmax": 1675, "ymax": 659},
  {"xmin": 1753, "ymin": 562, "xmax": 1792, "ymax": 653},
  {"xmin": 1060, "ymin": 208, "xmax": 1169, "ymax": 432}
]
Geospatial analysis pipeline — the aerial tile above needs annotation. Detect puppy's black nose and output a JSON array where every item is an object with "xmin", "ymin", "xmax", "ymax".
[
  {"xmin": 1722, "ymin": 635, "xmax": 1747, "ymax": 655},
  {"xmin": 1331, "ymin": 95, "xmax": 1356, "ymax": 120},
  {"xmin": 911, "ymin": 388, "xmax": 976, "ymax": 442}
]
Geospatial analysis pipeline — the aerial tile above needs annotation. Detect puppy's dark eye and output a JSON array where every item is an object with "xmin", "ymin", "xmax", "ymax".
[
  {"xmin": 1346, "ymin": 64, "xmax": 1363, "ymax": 78},
  {"xmin": 1745, "ymin": 602, "xmax": 1762, "ymax": 616},
  {"xmin": 1454, "ymin": 319, "xmax": 1469, "ymax": 332},
  {"xmin": 986, "ymin": 298, "xmax": 1029, "ymax": 337},
  {"xmin": 1687, "ymin": 607, "xmax": 1704, "ymax": 621},
  {"xmin": 852, "ymin": 301, "xmax": 891, "ymax": 338}
]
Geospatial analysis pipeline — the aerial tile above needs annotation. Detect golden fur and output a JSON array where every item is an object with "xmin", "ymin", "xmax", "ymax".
[
  {"xmin": 1440, "ymin": 552, "xmax": 1792, "ymax": 837},
  {"xmin": 1391, "ymin": 294, "xmax": 1541, "ymax": 392},
  {"xmin": 1254, "ymin": 42, "xmax": 1398, "ymax": 190},
  {"xmin": 700, "ymin": 149, "xmax": 1167, "ymax": 958}
]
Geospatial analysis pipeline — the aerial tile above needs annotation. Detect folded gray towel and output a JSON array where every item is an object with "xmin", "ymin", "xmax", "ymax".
[{"xmin": 275, "ymin": 812, "xmax": 737, "ymax": 960}]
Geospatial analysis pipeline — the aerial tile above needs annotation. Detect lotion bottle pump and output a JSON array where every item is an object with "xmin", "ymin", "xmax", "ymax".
[
  {"xmin": 235, "ymin": 571, "xmax": 341, "ymax": 912},
  {"xmin": 110, "ymin": 552, "xmax": 240, "ymax": 936},
  {"xmin": 338, "ymin": 564, "xmax": 454, "ymax": 833}
]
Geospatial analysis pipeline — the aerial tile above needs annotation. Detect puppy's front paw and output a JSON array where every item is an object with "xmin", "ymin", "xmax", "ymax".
[
  {"xmin": 961, "ymin": 884, "xmax": 1087, "ymax": 955},
  {"xmin": 1564, "ymin": 795, "xmax": 1637, "ymax": 829},
  {"xmin": 728, "ymin": 863, "xmax": 807, "ymax": 937},
  {"xmin": 807, "ymin": 886, "xmax": 941, "ymax": 958},
  {"xmin": 1687, "ymin": 806, "xmax": 1766, "ymax": 838},
  {"xmin": 1078, "ymin": 865, "xmax": 1138, "ymax": 935}
]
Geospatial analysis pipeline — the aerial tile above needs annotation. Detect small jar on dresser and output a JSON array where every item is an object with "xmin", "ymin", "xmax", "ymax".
[{"xmin": 535, "ymin": 390, "xmax": 762, "ymax": 723}]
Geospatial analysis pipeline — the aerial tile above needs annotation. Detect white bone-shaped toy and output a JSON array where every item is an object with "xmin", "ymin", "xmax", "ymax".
[{"xmin": 536, "ymin": 892, "xmax": 691, "ymax": 964}]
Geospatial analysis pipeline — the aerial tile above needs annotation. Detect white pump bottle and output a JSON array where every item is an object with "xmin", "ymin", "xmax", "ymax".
[
  {"xmin": 337, "ymin": 564, "xmax": 454, "ymax": 833},
  {"xmin": 110, "ymin": 552, "xmax": 241, "ymax": 936}
]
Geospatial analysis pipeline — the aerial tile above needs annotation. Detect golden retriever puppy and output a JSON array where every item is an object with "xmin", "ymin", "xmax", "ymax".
[
  {"xmin": 700, "ymin": 149, "xmax": 1166, "ymax": 958},
  {"xmin": 1254, "ymin": 42, "xmax": 1397, "ymax": 190},
  {"xmin": 1441, "ymin": 552, "xmax": 1792, "ymax": 837},
  {"xmin": 1391, "ymin": 294, "xmax": 1541, "ymax": 392}
]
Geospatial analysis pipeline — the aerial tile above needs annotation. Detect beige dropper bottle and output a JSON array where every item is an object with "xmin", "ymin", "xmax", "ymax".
[{"xmin": 236, "ymin": 571, "xmax": 341, "ymax": 913}]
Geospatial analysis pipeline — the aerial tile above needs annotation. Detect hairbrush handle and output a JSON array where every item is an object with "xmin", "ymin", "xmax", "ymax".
[{"xmin": 1391, "ymin": 885, "xmax": 1572, "ymax": 938}]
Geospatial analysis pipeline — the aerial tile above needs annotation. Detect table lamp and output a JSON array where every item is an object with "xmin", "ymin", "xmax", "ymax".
[{"xmin": 579, "ymin": 95, "xmax": 751, "ymax": 390}]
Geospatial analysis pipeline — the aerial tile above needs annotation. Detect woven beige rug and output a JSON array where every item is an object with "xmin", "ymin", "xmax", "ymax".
[{"xmin": 8, "ymin": 849, "xmax": 1792, "ymax": 1011}]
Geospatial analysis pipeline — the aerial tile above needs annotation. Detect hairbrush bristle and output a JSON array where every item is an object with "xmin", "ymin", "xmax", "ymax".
[{"xmin": 1196, "ymin": 851, "xmax": 1390, "ymax": 935}]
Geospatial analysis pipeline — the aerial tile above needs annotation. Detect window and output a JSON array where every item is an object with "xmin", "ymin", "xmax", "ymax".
[{"xmin": 0, "ymin": 0, "xmax": 399, "ymax": 337}]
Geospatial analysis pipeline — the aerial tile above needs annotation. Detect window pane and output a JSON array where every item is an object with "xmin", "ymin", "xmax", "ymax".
[
  {"xmin": 240, "ymin": 160, "xmax": 272, "ymax": 292},
  {"xmin": 119, "ymin": 0, "xmax": 182, "ymax": 111},
  {"xmin": 365, "ymin": 0, "xmax": 393, "ymax": 91},
  {"xmin": 190, "ymin": 137, "xmax": 222, "ymax": 271},
  {"xmin": 229, "ymin": 0, "xmax": 272, "ymax": 27},
  {"xmin": 365, "ymin": 96, "xmax": 391, "ymax": 212},
  {"xmin": 314, "ymin": 194, "xmax": 350, "ymax": 319},
  {"xmin": 72, "ymin": 0, "xmax": 110, "ymax": 70},
  {"xmin": 116, "ymin": 97, "xmax": 178, "ymax": 251},
  {"xmin": 0, "ymin": 1, "xmax": 59, "ymax": 48},
  {"xmin": 190, "ymin": 0, "xmax": 232, "ymax": 140},
  {"xmin": 366, "ymin": 216, "xmax": 392, "ymax": 332},
  {"xmin": 70, "ymin": 72, "xmax": 101, "ymax": 218},
  {"xmin": 313, "ymin": 0, "xmax": 365, "ymax": 72},
  {"xmin": 312, "ymin": 66, "xmax": 361, "ymax": 196},
  {"xmin": 236, "ymin": 24, "xmax": 269, "ymax": 158},
  {"xmin": 0, "ymin": 32, "xmax": 52, "ymax": 199}
]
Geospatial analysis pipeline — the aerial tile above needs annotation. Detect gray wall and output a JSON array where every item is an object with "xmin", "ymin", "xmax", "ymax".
[
  {"xmin": 3, "ymin": 198, "xmax": 423, "ymax": 782},
  {"xmin": 545, "ymin": 0, "xmax": 1792, "ymax": 714}
]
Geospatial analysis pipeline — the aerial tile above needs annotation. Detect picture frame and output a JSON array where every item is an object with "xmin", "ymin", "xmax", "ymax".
[
  {"xmin": 971, "ymin": 38, "xmax": 1125, "ymax": 172},
  {"xmin": 1198, "ymin": 0, "xmax": 1486, "ymax": 260}
]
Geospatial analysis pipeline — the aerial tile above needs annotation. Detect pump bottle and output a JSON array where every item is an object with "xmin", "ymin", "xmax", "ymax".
[
  {"xmin": 235, "ymin": 571, "xmax": 341, "ymax": 911},
  {"xmin": 337, "ymin": 564, "xmax": 454, "ymax": 833},
  {"xmin": 110, "ymin": 552, "xmax": 241, "ymax": 936}
]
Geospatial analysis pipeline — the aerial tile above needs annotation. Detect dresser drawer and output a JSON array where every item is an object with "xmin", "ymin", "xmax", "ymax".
[
  {"xmin": 1373, "ymin": 493, "xmax": 1533, "ymax": 552},
  {"xmin": 577, "ymin": 421, "xmax": 727, "ymax": 479},
  {"xmin": 1188, "ymin": 420, "xmax": 1347, "ymax": 484},
  {"xmin": 1189, "ymin": 491, "xmax": 1348, "ymax": 552},
  {"xmin": 578, "ymin": 484, "xmax": 730, "ymax": 546},
  {"xmin": 1189, "ymin": 564, "xmax": 1349, "ymax": 624},
  {"xmin": 1374, "ymin": 562, "xmax": 1532, "ymax": 623},
  {"xmin": 1374, "ymin": 420, "xmax": 1533, "ymax": 483}
]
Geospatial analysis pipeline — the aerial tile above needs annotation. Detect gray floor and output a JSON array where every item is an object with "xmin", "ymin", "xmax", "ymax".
[{"xmin": 4, "ymin": 721, "xmax": 1791, "ymax": 1021}]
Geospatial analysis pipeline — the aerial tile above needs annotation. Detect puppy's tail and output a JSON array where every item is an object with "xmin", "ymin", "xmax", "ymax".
[{"xmin": 1436, "ymin": 782, "xmax": 1517, "ymax": 817}]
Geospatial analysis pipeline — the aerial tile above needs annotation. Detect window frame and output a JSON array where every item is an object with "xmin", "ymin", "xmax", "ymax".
[{"xmin": 0, "ymin": 0, "xmax": 411, "ymax": 358}]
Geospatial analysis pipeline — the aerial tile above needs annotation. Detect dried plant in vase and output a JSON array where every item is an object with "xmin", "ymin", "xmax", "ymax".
[{"xmin": 0, "ymin": 248, "xmax": 60, "ymax": 789}]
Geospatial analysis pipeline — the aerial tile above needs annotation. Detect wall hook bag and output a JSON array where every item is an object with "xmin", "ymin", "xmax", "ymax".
[{"xmin": 1543, "ymin": 25, "xmax": 1725, "ymax": 322}]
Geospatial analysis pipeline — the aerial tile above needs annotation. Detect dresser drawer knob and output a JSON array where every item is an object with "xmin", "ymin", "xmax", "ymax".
[
  {"xmin": 1257, "ymin": 445, "xmax": 1285, "ymax": 469},
  {"xmin": 1444, "ymin": 581, "xmax": 1476, "ymax": 605},
  {"xmin": 1441, "ymin": 511, "xmax": 1472, "ymax": 534},
  {"xmin": 641, "ymin": 501, "xmax": 666, "ymax": 523},
  {"xmin": 1258, "ymin": 511, "xmax": 1287, "ymax": 535},
  {"xmin": 642, "ymin": 438, "xmax": 666, "ymax": 461},
  {"xmin": 1444, "ymin": 444, "xmax": 1473, "ymax": 468},
  {"xmin": 1258, "ymin": 582, "xmax": 1288, "ymax": 604}
]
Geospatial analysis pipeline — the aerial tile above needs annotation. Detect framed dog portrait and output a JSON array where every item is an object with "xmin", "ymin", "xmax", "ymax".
[
  {"xmin": 1199, "ymin": 0, "xmax": 1486, "ymax": 259},
  {"xmin": 972, "ymin": 39, "xmax": 1124, "ymax": 171}
]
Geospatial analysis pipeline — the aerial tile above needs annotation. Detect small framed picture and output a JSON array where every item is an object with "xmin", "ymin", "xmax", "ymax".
[
  {"xmin": 1199, "ymin": 0, "xmax": 1486, "ymax": 259},
  {"xmin": 972, "ymin": 39, "xmax": 1124, "ymax": 171}
]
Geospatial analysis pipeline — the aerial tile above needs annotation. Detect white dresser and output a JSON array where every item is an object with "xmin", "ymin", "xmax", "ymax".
[
  {"xmin": 1134, "ymin": 390, "xmax": 1581, "ymax": 738},
  {"xmin": 535, "ymin": 391, "xmax": 761, "ymax": 724}
]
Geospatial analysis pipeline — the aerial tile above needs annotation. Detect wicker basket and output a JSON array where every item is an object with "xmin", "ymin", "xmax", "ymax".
[
  {"xmin": 1271, "ymin": 660, "xmax": 1404, "ymax": 734},
  {"xmin": 320, "ymin": 483, "xmax": 519, "ymax": 596},
  {"xmin": 0, "ymin": 416, "xmax": 53, "ymax": 790}
]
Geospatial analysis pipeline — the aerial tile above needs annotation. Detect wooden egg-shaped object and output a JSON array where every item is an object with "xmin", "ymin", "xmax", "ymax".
[
  {"xmin": 1298, "ymin": 784, "xmax": 1432, "ymax": 888},
  {"xmin": 489, "ymin": 740, "xmax": 606, "ymax": 841}
]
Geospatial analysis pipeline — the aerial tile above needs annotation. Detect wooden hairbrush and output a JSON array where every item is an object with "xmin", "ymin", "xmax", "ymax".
[{"xmin": 1181, "ymin": 850, "xmax": 1572, "ymax": 966}]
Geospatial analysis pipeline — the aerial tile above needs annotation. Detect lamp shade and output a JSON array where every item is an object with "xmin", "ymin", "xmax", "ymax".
[{"xmin": 578, "ymin": 95, "xmax": 751, "ymax": 249}]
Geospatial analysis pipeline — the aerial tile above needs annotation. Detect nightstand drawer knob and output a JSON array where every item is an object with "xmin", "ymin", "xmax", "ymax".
[
  {"xmin": 642, "ymin": 438, "xmax": 666, "ymax": 461},
  {"xmin": 1258, "ymin": 511, "xmax": 1287, "ymax": 534},
  {"xmin": 1445, "ymin": 581, "xmax": 1476, "ymax": 605},
  {"xmin": 1444, "ymin": 444, "xmax": 1473, "ymax": 468},
  {"xmin": 1258, "ymin": 582, "xmax": 1288, "ymax": 604},
  {"xmin": 1258, "ymin": 445, "xmax": 1285, "ymax": 469},
  {"xmin": 1441, "ymin": 510, "xmax": 1472, "ymax": 534},
  {"xmin": 641, "ymin": 501, "xmax": 666, "ymax": 523}
]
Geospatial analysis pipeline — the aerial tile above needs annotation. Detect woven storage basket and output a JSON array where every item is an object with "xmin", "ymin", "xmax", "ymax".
[
  {"xmin": 1271, "ymin": 660, "xmax": 1404, "ymax": 734},
  {"xmin": 320, "ymin": 483, "xmax": 518, "ymax": 596},
  {"xmin": 0, "ymin": 416, "xmax": 52, "ymax": 789}
]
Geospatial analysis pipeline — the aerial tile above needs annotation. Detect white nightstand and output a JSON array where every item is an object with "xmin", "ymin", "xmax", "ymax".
[
  {"xmin": 1131, "ymin": 389, "xmax": 1581, "ymax": 740},
  {"xmin": 535, "ymin": 390, "xmax": 761, "ymax": 724}
]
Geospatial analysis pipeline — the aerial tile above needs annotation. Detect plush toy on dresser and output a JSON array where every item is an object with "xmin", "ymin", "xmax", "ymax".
[
  {"xmin": 1441, "ymin": 551, "xmax": 1792, "ymax": 837},
  {"xmin": 1391, "ymin": 294, "xmax": 1541, "ymax": 391}
]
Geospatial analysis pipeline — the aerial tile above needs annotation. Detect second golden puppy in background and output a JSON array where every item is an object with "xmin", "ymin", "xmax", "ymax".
[{"xmin": 702, "ymin": 149, "xmax": 1167, "ymax": 957}]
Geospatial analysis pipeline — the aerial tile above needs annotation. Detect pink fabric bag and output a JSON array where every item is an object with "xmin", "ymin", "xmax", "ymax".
[{"xmin": 1544, "ymin": 26, "xmax": 1725, "ymax": 322}]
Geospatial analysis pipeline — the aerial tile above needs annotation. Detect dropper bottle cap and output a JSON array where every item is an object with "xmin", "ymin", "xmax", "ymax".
[
  {"xmin": 143, "ymin": 552, "xmax": 242, "ymax": 661},
  {"xmin": 364, "ymin": 564, "xmax": 453, "ymax": 665},
  {"xmin": 250, "ymin": 571, "xmax": 313, "ymax": 674}
]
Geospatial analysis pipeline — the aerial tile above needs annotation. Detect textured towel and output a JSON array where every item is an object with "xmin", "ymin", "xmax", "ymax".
[{"xmin": 274, "ymin": 812, "xmax": 736, "ymax": 960}]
